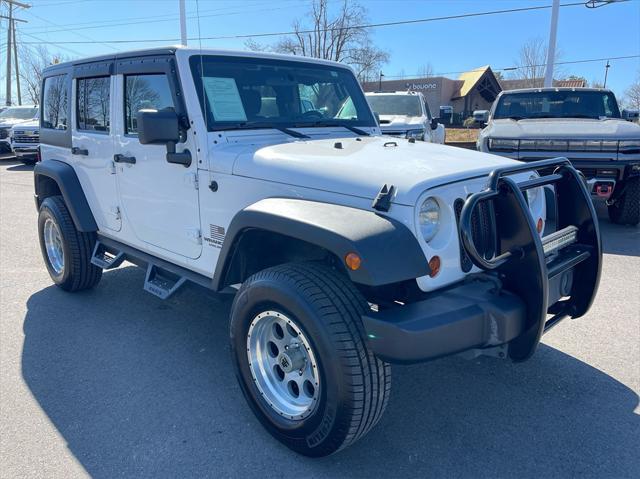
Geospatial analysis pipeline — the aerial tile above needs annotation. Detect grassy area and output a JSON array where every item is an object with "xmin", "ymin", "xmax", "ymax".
[{"xmin": 445, "ymin": 128, "xmax": 480, "ymax": 143}]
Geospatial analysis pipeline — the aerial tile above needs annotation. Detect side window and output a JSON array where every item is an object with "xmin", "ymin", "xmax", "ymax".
[
  {"xmin": 77, "ymin": 76, "xmax": 110, "ymax": 132},
  {"xmin": 124, "ymin": 74, "xmax": 174, "ymax": 134},
  {"xmin": 42, "ymin": 74, "xmax": 69, "ymax": 130},
  {"xmin": 603, "ymin": 95, "xmax": 615, "ymax": 117}
]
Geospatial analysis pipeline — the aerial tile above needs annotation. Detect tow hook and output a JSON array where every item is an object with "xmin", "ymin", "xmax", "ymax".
[{"xmin": 595, "ymin": 183, "xmax": 613, "ymax": 198}]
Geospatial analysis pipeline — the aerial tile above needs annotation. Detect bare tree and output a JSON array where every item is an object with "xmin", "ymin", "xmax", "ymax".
[
  {"xmin": 19, "ymin": 45, "xmax": 65, "ymax": 105},
  {"xmin": 589, "ymin": 79, "xmax": 605, "ymax": 89},
  {"xmin": 248, "ymin": 0, "xmax": 388, "ymax": 82},
  {"xmin": 624, "ymin": 74, "xmax": 640, "ymax": 111},
  {"xmin": 417, "ymin": 63, "xmax": 434, "ymax": 78},
  {"xmin": 511, "ymin": 38, "xmax": 563, "ymax": 87}
]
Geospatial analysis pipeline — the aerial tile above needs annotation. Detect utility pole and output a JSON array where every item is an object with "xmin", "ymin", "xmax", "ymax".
[
  {"xmin": 2, "ymin": 1, "xmax": 30, "ymax": 105},
  {"xmin": 179, "ymin": 0, "xmax": 187, "ymax": 46},
  {"xmin": 603, "ymin": 60, "xmax": 610, "ymax": 88},
  {"xmin": 5, "ymin": 2, "xmax": 13, "ymax": 105},
  {"xmin": 12, "ymin": 15, "xmax": 21, "ymax": 104},
  {"xmin": 543, "ymin": 0, "xmax": 560, "ymax": 88},
  {"xmin": 378, "ymin": 71, "xmax": 384, "ymax": 91}
]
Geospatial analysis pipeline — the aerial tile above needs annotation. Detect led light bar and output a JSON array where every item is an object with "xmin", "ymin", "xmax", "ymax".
[{"xmin": 542, "ymin": 226, "xmax": 578, "ymax": 255}]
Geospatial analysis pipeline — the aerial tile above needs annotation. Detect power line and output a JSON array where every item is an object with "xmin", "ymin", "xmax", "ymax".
[
  {"xmin": 381, "ymin": 54, "xmax": 640, "ymax": 79},
  {"xmin": 21, "ymin": 8, "xmax": 120, "ymax": 52},
  {"xmin": 23, "ymin": 2, "xmax": 303, "ymax": 36},
  {"xmin": 18, "ymin": 0, "xmax": 625, "ymax": 45},
  {"xmin": 21, "ymin": 0, "xmax": 301, "ymax": 33}
]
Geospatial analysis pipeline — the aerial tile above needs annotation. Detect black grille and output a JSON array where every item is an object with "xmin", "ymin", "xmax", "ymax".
[
  {"xmin": 454, "ymin": 198, "xmax": 497, "ymax": 272},
  {"xmin": 13, "ymin": 135, "xmax": 39, "ymax": 144}
]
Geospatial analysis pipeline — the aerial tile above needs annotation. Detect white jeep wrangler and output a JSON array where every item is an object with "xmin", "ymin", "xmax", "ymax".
[{"xmin": 35, "ymin": 47, "xmax": 601, "ymax": 457}]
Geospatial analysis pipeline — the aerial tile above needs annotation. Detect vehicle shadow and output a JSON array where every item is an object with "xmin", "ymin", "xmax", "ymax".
[
  {"xmin": 22, "ymin": 267, "xmax": 639, "ymax": 478},
  {"xmin": 6, "ymin": 162, "xmax": 34, "ymax": 172}
]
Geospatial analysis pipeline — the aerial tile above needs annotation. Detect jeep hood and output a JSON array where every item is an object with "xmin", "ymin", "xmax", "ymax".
[
  {"xmin": 0, "ymin": 118, "xmax": 33, "ymax": 128},
  {"xmin": 485, "ymin": 118, "xmax": 640, "ymax": 139},
  {"xmin": 231, "ymin": 136, "xmax": 518, "ymax": 206},
  {"xmin": 378, "ymin": 115, "xmax": 425, "ymax": 132},
  {"xmin": 11, "ymin": 119, "xmax": 38, "ymax": 130}
]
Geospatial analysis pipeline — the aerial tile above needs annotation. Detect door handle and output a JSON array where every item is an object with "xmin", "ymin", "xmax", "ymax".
[
  {"xmin": 113, "ymin": 154, "xmax": 136, "ymax": 164},
  {"xmin": 71, "ymin": 147, "xmax": 89, "ymax": 156}
]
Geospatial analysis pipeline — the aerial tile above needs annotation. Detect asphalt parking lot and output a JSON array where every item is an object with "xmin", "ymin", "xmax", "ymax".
[{"xmin": 1, "ymin": 157, "xmax": 638, "ymax": 478}]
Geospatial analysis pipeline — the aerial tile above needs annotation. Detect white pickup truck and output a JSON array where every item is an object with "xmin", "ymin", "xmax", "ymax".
[
  {"xmin": 478, "ymin": 87, "xmax": 640, "ymax": 225},
  {"xmin": 366, "ymin": 91, "xmax": 445, "ymax": 143},
  {"xmin": 11, "ymin": 118, "xmax": 40, "ymax": 164},
  {"xmin": 0, "ymin": 105, "xmax": 39, "ymax": 154}
]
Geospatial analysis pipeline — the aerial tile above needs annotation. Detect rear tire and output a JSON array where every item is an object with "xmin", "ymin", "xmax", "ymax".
[
  {"xmin": 38, "ymin": 196, "xmax": 102, "ymax": 291},
  {"xmin": 608, "ymin": 177, "xmax": 640, "ymax": 226},
  {"xmin": 230, "ymin": 263, "xmax": 391, "ymax": 457}
]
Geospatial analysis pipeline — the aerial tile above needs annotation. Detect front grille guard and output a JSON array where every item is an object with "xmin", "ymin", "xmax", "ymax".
[{"xmin": 458, "ymin": 157, "xmax": 602, "ymax": 361}]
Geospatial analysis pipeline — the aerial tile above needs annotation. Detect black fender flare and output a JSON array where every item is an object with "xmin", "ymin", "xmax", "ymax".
[
  {"xmin": 212, "ymin": 198, "xmax": 429, "ymax": 290},
  {"xmin": 34, "ymin": 160, "xmax": 98, "ymax": 232}
]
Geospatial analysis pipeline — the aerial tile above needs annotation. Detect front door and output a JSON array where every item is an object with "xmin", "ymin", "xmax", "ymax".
[{"xmin": 114, "ymin": 71, "xmax": 202, "ymax": 259}]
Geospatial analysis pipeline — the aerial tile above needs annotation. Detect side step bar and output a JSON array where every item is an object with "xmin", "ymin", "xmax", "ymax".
[
  {"xmin": 92, "ymin": 236, "xmax": 214, "ymax": 299},
  {"xmin": 144, "ymin": 264, "xmax": 187, "ymax": 300},
  {"xmin": 91, "ymin": 242, "xmax": 125, "ymax": 270}
]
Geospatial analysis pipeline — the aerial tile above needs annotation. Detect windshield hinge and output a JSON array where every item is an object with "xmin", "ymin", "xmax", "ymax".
[{"xmin": 372, "ymin": 184, "xmax": 396, "ymax": 212}]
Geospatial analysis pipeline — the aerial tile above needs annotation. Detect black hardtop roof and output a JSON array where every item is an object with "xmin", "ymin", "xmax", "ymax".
[{"xmin": 42, "ymin": 47, "xmax": 178, "ymax": 75}]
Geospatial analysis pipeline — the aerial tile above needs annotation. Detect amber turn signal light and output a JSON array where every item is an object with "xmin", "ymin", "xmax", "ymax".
[
  {"xmin": 345, "ymin": 252, "xmax": 362, "ymax": 271},
  {"xmin": 428, "ymin": 256, "xmax": 441, "ymax": 277},
  {"xmin": 537, "ymin": 218, "xmax": 544, "ymax": 234}
]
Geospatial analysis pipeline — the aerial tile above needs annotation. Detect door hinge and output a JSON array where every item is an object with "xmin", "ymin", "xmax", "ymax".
[
  {"xmin": 109, "ymin": 161, "xmax": 116, "ymax": 175},
  {"xmin": 186, "ymin": 228, "xmax": 202, "ymax": 245},
  {"xmin": 108, "ymin": 206, "xmax": 121, "ymax": 220},
  {"xmin": 185, "ymin": 172, "xmax": 199, "ymax": 190}
]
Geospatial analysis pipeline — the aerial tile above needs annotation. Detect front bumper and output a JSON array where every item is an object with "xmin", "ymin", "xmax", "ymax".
[
  {"xmin": 13, "ymin": 147, "xmax": 38, "ymax": 159},
  {"xmin": 363, "ymin": 157, "xmax": 601, "ymax": 364},
  {"xmin": 363, "ymin": 280, "xmax": 526, "ymax": 363}
]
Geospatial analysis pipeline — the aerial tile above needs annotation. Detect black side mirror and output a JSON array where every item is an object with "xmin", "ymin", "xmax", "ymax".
[
  {"xmin": 137, "ymin": 109, "xmax": 191, "ymax": 167},
  {"xmin": 430, "ymin": 118, "xmax": 439, "ymax": 130}
]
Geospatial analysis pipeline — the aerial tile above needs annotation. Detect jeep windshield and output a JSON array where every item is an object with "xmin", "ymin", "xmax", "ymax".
[
  {"xmin": 189, "ymin": 55, "xmax": 376, "ymax": 132},
  {"xmin": 493, "ymin": 90, "xmax": 621, "ymax": 120},
  {"xmin": 0, "ymin": 107, "xmax": 38, "ymax": 120},
  {"xmin": 365, "ymin": 95, "xmax": 422, "ymax": 117}
]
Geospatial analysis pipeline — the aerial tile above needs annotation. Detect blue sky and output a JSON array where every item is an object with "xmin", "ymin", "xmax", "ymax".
[{"xmin": 3, "ymin": 0, "xmax": 640, "ymax": 100}]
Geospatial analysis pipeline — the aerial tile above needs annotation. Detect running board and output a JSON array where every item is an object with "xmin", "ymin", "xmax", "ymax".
[
  {"xmin": 144, "ymin": 264, "xmax": 187, "ymax": 299},
  {"xmin": 91, "ymin": 242, "xmax": 125, "ymax": 270},
  {"xmin": 93, "ymin": 236, "xmax": 216, "ymax": 299}
]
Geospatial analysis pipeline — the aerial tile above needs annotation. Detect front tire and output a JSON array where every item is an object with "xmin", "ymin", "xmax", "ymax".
[
  {"xmin": 230, "ymin": 263, "xmax": 391, "ymax": 457},
  {"xmin": 38, "ymin": 196, "xmax": 102, "ymax": 291},
  {"xmin": 608, "ymin": 177, "xmax": 640, "ymax": 226}
]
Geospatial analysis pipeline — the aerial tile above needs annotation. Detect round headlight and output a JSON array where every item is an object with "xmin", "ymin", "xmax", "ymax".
[{"xmin": 419, "ymin": 197, "xmax": 440, "ymax": 242}]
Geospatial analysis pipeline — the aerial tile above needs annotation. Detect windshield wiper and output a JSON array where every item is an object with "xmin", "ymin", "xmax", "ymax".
[
  {"xmin": 213, "ymin": 122, "xmax": 310, "ymax": 139},
  {"xmin": 298, "ymin": 121, "xmax": 371, "ymax": 136}
]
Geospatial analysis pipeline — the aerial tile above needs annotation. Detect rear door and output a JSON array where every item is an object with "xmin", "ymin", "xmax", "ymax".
[
  {"xmin": 113, "ymin": 56, "xmax": 202, "ymax": 259},
  {"xmin": 71, "ymin": 62, "xmax": 121, "ymax": 231}
]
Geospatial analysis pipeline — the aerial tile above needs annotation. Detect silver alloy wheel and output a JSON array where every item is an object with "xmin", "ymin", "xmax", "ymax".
[
  {"xmin": 247, "ymin": 311, "xmax": 320, "ymax": 420},
  {"xmin": 43, "ymin": 217, "xmax": 65, "ymax": 275}
]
